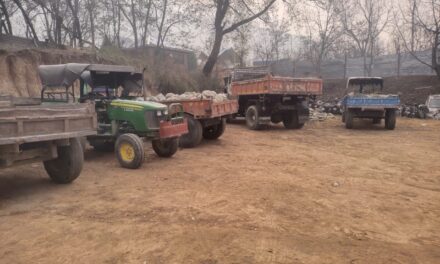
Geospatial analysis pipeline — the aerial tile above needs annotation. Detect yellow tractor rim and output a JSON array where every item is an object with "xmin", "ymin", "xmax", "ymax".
[{"xmin": 119, "ymin": 143, "xmax": 135, "ymax": 162}]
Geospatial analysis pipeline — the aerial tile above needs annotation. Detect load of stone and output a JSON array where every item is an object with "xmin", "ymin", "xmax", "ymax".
[{"xmin": 146, "ymin": 90, "xmax": 228, "ymax": 103}]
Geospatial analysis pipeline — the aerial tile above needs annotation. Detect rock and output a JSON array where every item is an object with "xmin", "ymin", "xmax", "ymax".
[
  {"xmin": 147, "ymin": 90, "xmax": 229, "ymax": 103},
  {"xmin": 332, "ymin": 181, "xmax": 340, "ymax": 187},
  {"xmin": 201, "ymin": 90, "xmax": 217, "ymax": 100},
  {"xmin": 155, "ymin": 93, "xmax": 166, "ymax": 101}
]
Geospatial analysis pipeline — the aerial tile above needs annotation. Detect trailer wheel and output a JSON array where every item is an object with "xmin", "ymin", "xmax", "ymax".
[
  {"xmin": 283, "ymin": 111, "xmax": 303, "ymax": 129},
  {"xmin": 245, "ymin": 105, "xmax": 261, "ymax": 130},
  {"xmin": 115, "ymin": 133, "xmax": 144, "ymax": 169},
  {"xmin": 152, "ymin": 137, "xmax": 179, "ymax": 157},
  {"xmin": 345, "ymin": 110, "xmax": 354, "ymax": 129},
  {"xmin": 203, "ymin": 118, "xmax": 226, "ymax": 140},
  {"xmin": 43, "ymin": 138, "xmax": 83, "ymax": 184},
  {"xmin": 385, "ymin": 109, "xmax": 396, "ymax": 130},
  {"xmin": 179, "ymin": 114, "xmax": 203, "ymax": 148}
]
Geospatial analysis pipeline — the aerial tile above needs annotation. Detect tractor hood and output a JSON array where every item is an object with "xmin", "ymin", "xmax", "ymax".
[{"xmin": 110, "ymin": 99, "xmax": 167, "ymax": 111}]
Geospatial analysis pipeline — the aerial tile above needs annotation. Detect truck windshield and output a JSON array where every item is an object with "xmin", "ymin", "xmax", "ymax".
[{"xmin": 429, "ymin": 98, "xmax": 440, "ymax": 108}]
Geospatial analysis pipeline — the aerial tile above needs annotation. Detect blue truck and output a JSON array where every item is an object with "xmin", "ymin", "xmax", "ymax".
[{"xmin": 341, "ymin": 77, "xmax": 400, "ymax": 130}]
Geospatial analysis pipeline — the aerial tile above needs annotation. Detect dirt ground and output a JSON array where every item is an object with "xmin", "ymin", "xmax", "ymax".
[{"xmin": 1, "ymin": 118, "xmax": 439, "ymax": 264}]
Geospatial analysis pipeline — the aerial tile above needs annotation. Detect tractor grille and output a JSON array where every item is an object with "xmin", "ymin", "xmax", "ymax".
[{"xmin": 145, "ymin": 111, "xmax": 160, "ymax": 130}]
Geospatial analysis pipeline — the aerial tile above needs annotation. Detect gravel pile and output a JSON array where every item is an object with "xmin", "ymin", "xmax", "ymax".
[{"xmin": 146, "ymin": 91, "xmax": 228, "ymax": 103}]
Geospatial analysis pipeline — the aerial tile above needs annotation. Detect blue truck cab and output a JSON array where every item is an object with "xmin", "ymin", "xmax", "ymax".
[{"xmin": 341, "ymin": 77, "xmax": 400, "ymax": 130}]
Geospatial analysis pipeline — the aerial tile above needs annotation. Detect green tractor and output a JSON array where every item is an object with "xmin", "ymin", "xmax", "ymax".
[{"xmin": 38, "ymin": 63, "xmax": 188, "ymax": 169}]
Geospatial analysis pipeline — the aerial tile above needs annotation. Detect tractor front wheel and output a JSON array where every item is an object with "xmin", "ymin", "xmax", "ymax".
[
  {"xmin": 152, "ymin": 138, "xmax": 179, "ymax": 157},
  {"xmin": 115, "ymin": 134, "xmax": 144, "ymax": 169}
]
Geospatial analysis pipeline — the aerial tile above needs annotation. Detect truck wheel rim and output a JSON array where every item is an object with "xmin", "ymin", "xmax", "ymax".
[{"xmin": 120, "ymin": 143, "xmax": 135, "ymax": 162}]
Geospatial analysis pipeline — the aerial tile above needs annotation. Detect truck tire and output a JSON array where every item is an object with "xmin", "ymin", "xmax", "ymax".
[
  {"xmin": 270, "ymin": 114, "xmax": 283, "ymax": 124},
  {"xmin": 152, "ymin": 137, "xmax": 179, "ymax": 157},
  {"xmin": 345, "ymin": 110, "xmax": 354, "ymax": 129},
  {"xmin": 43, "ymin": 137, "xmax": 83, "ymax": 184},
  {"xmin": 385, "ymin": 109, "xmax": 396, "ymax": 130},
  {"xmin": 283, "ymin": 111, "xmax": 303, "ymax": 129},
  {"xmin": 203, "ymin": 118, "xmax": 226, "ymax": 140},
  {"xmin": 245, "ymin": 105, "xmax": 261, "ymax": 130},
  {"xmin": 179, "ymin": 114, "xmax": 203, "ymax": 148},
  {"xmin": 115, "ymin": 133, "xmax": 144, "ymax": 169}
]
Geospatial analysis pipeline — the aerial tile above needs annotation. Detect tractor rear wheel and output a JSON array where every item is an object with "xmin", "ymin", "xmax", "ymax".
[
  {"xmin": 203, "ymin": 118, "xmax": 226, "ymax": 140},
  {"xmin": 245, "ymin": 105, "xmax": 261, "ymax": 130},
  {"xmin": 43, "ymin": 138, "xmax": 83, "ymax": 184},
  {"xmin": 179, "ymin": 114, "xmax": 203, "ymax": 148},
  {"xmin": 385, "ymin": 109, "xmax": 396, "ymax": 130},
  {"xmin": 345, "ymin": 110, "xmax": 354, "ymax": 129},
  {"xmin": 152, "ymin": 138, "xmax": 179, "ymax": 157},
  {"xmin": 115, "ymin": 133, "xmax": 144, "ymax": 169}
]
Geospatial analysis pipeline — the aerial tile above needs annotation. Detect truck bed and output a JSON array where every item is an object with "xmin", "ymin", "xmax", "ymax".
[
  {"xmin": 230, "ymin": 75, "xmax": 323, "ymax": 96},
  {"xmin": 160, "ymin": 99, "xmax": 238, "ymax": 119},
  {"xmin": 344, "ymin": 94, "xmax": 400, "ymax": 109},
  {"xmin": 0, "ymin": 101, "xmax": 97, "ymax": 145}
]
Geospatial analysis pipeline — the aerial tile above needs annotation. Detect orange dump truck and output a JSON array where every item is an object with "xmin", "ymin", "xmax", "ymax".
[
  {"xmin": 226, "ymin": 70, "xmax": 323, "ymax": 130},
  {"xmin": 159, "ymin": 99, "xmax": 238, "ymax": 148}
]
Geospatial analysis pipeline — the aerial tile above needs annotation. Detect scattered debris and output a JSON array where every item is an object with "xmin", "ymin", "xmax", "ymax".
[{"xmin": 309, "ymin": 108, "xmax": 336, "ymax": 121}]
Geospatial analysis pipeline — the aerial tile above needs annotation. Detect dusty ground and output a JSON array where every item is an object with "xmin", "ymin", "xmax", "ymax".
[{"xmin": 1, "ymin": 118, "xmax": 440, "ymax": 264}]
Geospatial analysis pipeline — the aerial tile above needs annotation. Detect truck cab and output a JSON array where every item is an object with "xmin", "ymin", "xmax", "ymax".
[{"xmin": 341, "ymin": 77, "xmax": 400, "ymax": 130}]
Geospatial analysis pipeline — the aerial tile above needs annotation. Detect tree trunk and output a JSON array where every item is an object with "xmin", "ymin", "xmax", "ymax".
[
  {"xmin": 0, "ymin": 0, "xmax": 12, "ymax": 34},
  {"xmin": 87, "ymin": 0, "xmax": 96, "ymax": 49},
  {"xmin": 203, "ymin": 29, "xmax": 223, "ymax": 76},
  {"xmin": 130, "ymin": 0, "xmax": 138, "ymax": 48},
  {"xmin": 156, "ymin": 0, "xmax": 168, "ymax": 51},
  {"xmin": 432, "ymin": 32, "xmax": 440, "ymax": 80},
  {"xmin": 141, "ymin": 0, "xmax": 153, "ymax": 46}
]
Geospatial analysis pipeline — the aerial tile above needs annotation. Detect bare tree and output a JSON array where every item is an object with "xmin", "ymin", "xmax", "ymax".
[
  {"xmin": 85, "ymin": 0, "xmax": 98, "ymax": 49},
  {"xmin": 66, "ymin": 0, "xmax": 83, "ymax": 47},
  {"xmin": 201, "ymin": 0, "xmax": 277, "ymax": 76},
  {"xmin": 301, "ymin": 0, "xmax": 341, "ymax": 76},
  {"xmin": 231, "ymin": 26, "xmax": 251, "ymax": 67},
  {"xmin": 396, "ymin": 0, "xmax": 440, "ymax": 79},
  {"xmin": 0, "ymin": 0, "xmax": 13, "ymax": 35},
  {"xmin": 11, "ymin": 0, "xmax": 39, "ymax": 43},
  {"xmin": 120, "ymin": 0, "xmax": 139, "ymax": 47},
  {"xmin": 338, "ymin": 0, "xmax": 390, "ymax": 76},
  {"xmin": 267, "ymin": 17, "xmax": 289, "ymax": 61}
]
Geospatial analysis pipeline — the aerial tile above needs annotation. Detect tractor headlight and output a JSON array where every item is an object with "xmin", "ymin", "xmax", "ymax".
[
  {"xmin": 156, "ymin": 110, "xmax": 162, "ymax": 116},
  {"xmin": 163, "ymin": 109, "xmax": 168, "ymax": 116}
]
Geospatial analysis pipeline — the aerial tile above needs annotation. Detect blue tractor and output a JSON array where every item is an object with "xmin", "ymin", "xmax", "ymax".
[{"xmin": 341, "ymin": 77, "xmax": 400, "ymax": 130}]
